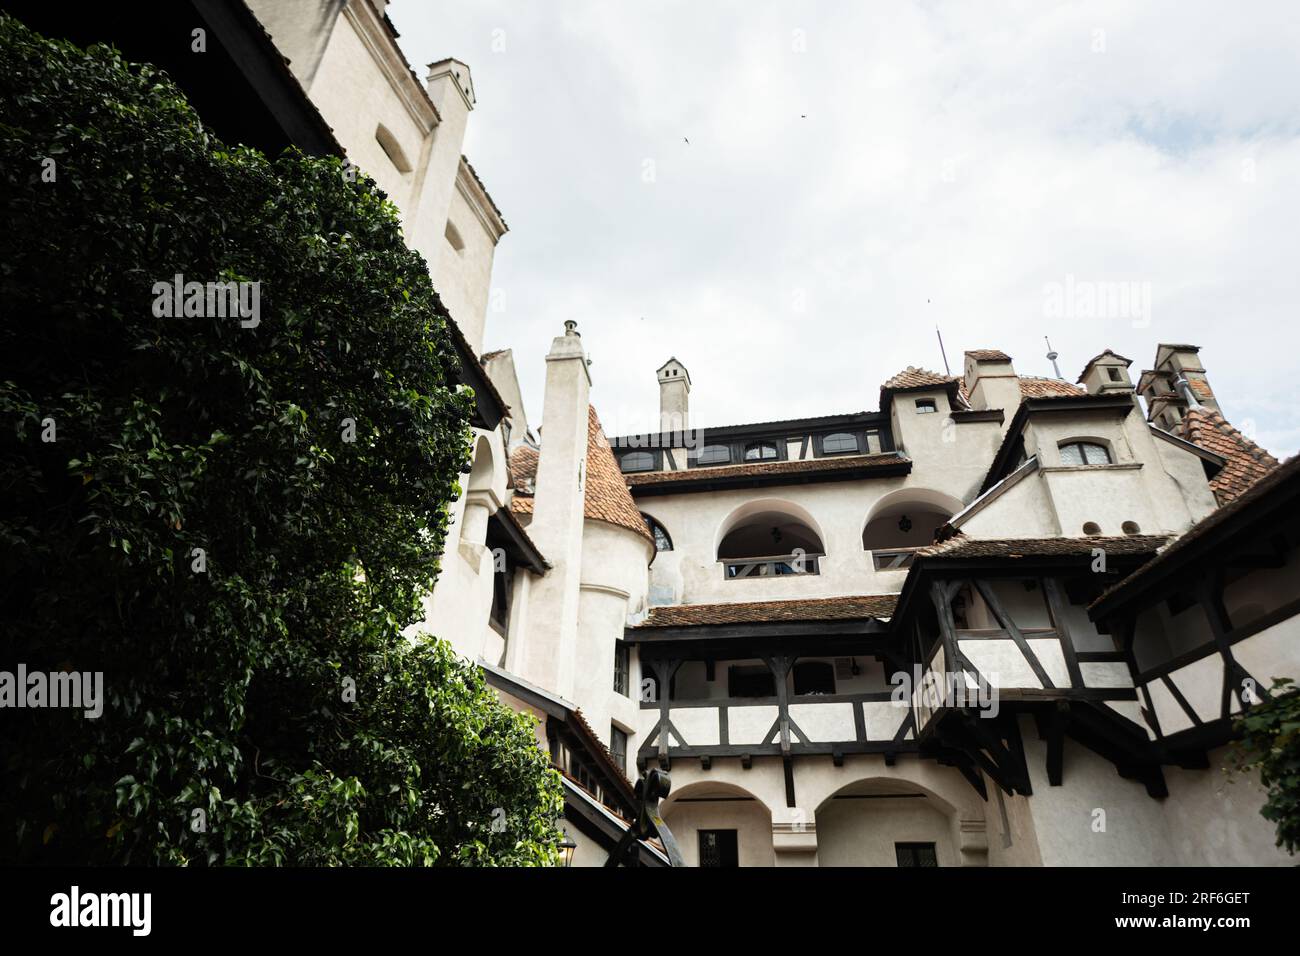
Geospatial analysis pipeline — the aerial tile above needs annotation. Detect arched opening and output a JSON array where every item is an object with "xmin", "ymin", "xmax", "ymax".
[
  {"xmin": 716, "ymin": 499, "xmax": 825, "ymax": 579},
  {"xmin": 444, "ymin": 220, "xmax": 466, "ymax": 254},
  {"xmin": 374, "ymin": 123, "xmax": 413, "ymax": 174},
  {"xmin": 862, "ymin": 488, "xmax": 963, "ymax": 570},
  {"xmin": 814, "ymin": 778, "xmax": 960, "ymax": 867},
  {"xmin": 661, "ymin": 781, "xmax": 774, "ymax": 867}
]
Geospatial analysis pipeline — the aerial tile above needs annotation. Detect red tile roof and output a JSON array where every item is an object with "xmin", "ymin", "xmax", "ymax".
[
  {"xmin": 623, "ymin": 452, "xmax": 906, "ymax": 487},
  {"xmin": 1174, "ymin": 408, "xmax": 1279, "ymax": 505},
  {"xmin": 506, "ymin": 411, "xmax": 653, "ymax": 544},
  {"xmin": 1091, "ymin": 454, "xmax": 1300, "ymax": 612},
  {"xmin": 1018, "ymin": 377, "xmax": 1085, "ymax": 398},
  {"xmin": 882, "ymin": 366, "xmax": 955, "ymax": 391},
  {"xmin": 586, "ymin": 407, "xmax": 654, "ymax": 543},
  {"xmin": 634, "ymin": 594, "xmax": 898, "ymax": 628},
  {"xmin": 965, "ymin": 349, "xmax": 1012, "ymax": 362}
]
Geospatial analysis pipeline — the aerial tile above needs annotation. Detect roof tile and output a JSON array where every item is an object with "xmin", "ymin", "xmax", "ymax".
[
  {"xmin": 634, "ymin": 594, "xmax": 898, "ymax": 628},
  {"xmin": 919, "ymin": 534, "xmax": 1168, "ymax": 560},
  {"xmin": 624, "ymin": 452, "xmax": 906, "ymax": 487},
  {"xmin": 1175, "ymin": 408, "xmax": 1279, "ymax": 505},
  {"xmin": 505, "ymin": 411, "xmax": 653, "ymax": 544},
  {"xmin": 1018, "ymin": 377, "xmax": 1085, "ymax": 398}
]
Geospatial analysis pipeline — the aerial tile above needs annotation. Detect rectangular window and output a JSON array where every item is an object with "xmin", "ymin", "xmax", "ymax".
[
  {"xmin": 728, "ymin": 665, "xmax": 776, "ymax": 698},
  {"xmin": 895, "ymin": 842, "xmax": 938, "ymax": 867},
  {"xmin": 613, "ymin": 643, "xmax": 630, "ymax": 696},
  {"xmin": 699, "ymin": 830, "xmax": 739, "ymax": 867},
  {"xmin": 915, "ymin": 399, "xmax": 937, "ymax": 414},
  {"xmin": 610, "ymin": 725, "xmax": 627, "ymax": 773}
]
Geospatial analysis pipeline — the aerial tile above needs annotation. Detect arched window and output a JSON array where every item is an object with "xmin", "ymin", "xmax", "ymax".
[
  {"xmin": 744, "ymin": 442, "xmax": 778, "ymax": 461},
  {"xmin": 1059, "ymin": 441, "xmax": 1112, "ymax": 465},
  {"xmin": 643, "ymin": 514, "xmax": 673, "ymax": 552},
  {"xmin": 822, "ymin": 432, "xmax": 859, "ymax": 454},
  {"xmin": 696, "ymin": 444, "xmax": 730, "ymax": 466},
  {"xmin": 621, "ymin": 451, "xmax": 654, "ymax": 473}
]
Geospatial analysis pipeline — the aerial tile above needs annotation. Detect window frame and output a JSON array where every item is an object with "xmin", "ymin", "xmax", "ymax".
[
  {"xmin": 1058, "ymin": 440, "xmax": 1113, "ymax": 466},
  {"xmin": 613, "ymin": 643, "xmax": 630, "ymax": 696},
  {"xmin": 642, "ymin": 513, "xmax": 673, "ymax": 552},
  {"xmin": 743, "ymin": 441, "xmax": 780, "ymax": 461},
  {"xmin": 609, "ymin": 725, "xmax": 628, "ymax": 773},
  {"xmin": 915, "ymin": 398, "xmax": 938, "ymax": 414},
  {"xmin": 792, "ymin": 661, "xmax": 836, "ymax": 696},
  {"xmin": 692, "ymin": 443, "xmax": 732, "ymax": 467},
  {"xmin": 895, "ymin": 842, "xmax": 938, "ymax": 867},
  {"xmin": 699, "ymin": 829, "xmax": 739, "ymax": 868},
  {"xmin": 818, "ymin": 431, "xmax": 861, "ymax": 456},
  {"xmin": 620, "ymin": 450, "xmax": 656, "ymax": 473}
]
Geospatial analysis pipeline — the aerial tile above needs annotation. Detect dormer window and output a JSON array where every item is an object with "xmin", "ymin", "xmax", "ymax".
[
  {"xmin": 1059, "ymin": 441, "xmax": 1112, "ymax": 465},
  {"xmin": 744, "ymin": 442, "xmax": 778, "ymax": 461},
  {"xmin": 696, "ymin": 444, "xmax": 730, "ymax": 466},
  {"xmin": 915, "ymin": 399, "xmax": 937, "ymax": 414},
  {"xmin": 1107, "ymin": 367, "xmax": 1122, "ymax": 382},
  {"xmin": 821, "ymin": 432, "xmax": 859, "ymax": 454},
  {"xmin": 621, "ymin": 451, "xmax": 654, "ymax": 473}
]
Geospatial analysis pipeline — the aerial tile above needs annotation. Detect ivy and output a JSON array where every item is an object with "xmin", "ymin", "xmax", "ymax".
[
  {"xmin": 0, "ymin": 14, "xmax": 563, "ymax": 865},
  {"xmin": 1230, "ymin": 678, "xmax": 1300, "ymax": 857}
]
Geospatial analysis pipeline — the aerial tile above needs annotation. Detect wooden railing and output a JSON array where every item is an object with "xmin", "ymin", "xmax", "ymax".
[{"xmin": 723, "ymin": 552, "xmax": 821, "ymax": 578}]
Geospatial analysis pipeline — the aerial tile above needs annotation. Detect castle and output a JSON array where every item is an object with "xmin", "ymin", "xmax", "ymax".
[{"xmin": 89, "ymin": 0, "xmax": 1298, "ymax": 866}]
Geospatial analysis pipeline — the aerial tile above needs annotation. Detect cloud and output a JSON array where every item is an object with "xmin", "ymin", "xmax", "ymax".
[{"xmin": 392, "ymin": 0, "xmax": 1300, "ymax": 456}]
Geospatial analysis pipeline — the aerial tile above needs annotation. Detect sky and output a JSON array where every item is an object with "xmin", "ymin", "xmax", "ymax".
[{"xmin": 390, "ymin": 0, "xmax": 1300, "ymax": 455}]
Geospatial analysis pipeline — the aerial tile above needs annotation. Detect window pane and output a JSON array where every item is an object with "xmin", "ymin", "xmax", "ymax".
[
  {"xmin": 744, "ymin": 442, "xmax": 778, "ymax": 460},
  {"xmin": 1083, "ymin": 442, "xmax": 1112, "ymax": 464},
  {"xmin": 896, "ymin": 842, "xmax": 938, "ymax": 867},
  {"xmin": 699, "ymin": 830, "xmax": 739, "ymax": 867},
  {"xmin": 697, "ymin": 444, "xmax": 730, "ymax": 465},
  {"xmin": 1059, "ymin": 443, "xmax": 1085, "ymax": 465},
  {"xmin": 643, "ymin": 514, "xmax": 673, "ymax": 551},
  {"xmin": 621, "ymin": 451, "xmax": 654, "ymax": 472},
  {"xmin": 610, "ymin": 726, "xmax": 627, "ymax": 772},
  {"xmin": 916, "ymin": 399, "xmax": 937, "ymax": 414},
  {"xmin": 823, "ymin": 432, "xmax": 858, "ymax": 454}
]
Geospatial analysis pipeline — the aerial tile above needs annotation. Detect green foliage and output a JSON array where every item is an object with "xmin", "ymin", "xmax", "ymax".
[
  {"xmin": 0, "ymin": 14, "xmax": 562, "ymax": 865},
  {"xmin": 1231, "ymin": 678, "xmax": 1300, "ymax": 856}
]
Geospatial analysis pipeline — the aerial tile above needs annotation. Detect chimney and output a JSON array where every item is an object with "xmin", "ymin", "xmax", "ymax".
[
  {"xmin": 515, "ymin": 321, "xmax": 591, "ymax": 699},
  {"xmin": 963, "ymin": 350, "xmax": 1021, "ymax": 429},
  {"xmin": 1138, "ymin": 344, "xmax": 1222, "ymax": 431},
  {"xmin": 1077, "ymin": 349, "xmax": 1135, "ymax": 396},
  {"xmin": 656, "ymin": 357, "xmax": 691, "ymax": 435}
]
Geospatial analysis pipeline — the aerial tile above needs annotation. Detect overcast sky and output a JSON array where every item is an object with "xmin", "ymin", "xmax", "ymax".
[{"xmin": 391, "ymin": 0, "xmax": 1299, "ymax": 456}]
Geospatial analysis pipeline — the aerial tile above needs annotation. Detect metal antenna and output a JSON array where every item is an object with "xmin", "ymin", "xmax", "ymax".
[
  {"xmin": 936, "ymin": 325, "xmax": 951, "ymax": 376},
  {"xmin": 1045, "ymin": 336, "xmax": 1063, "ymax": 380}
]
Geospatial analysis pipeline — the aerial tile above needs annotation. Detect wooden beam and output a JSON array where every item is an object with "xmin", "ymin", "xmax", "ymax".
[
  {"xmin": 1043, "ymin": 576, "xmax": 1084, "ymax": 689},
  {"xmin": 974, "ymin": 578, "xmax": 1056, "ymax": 689}
]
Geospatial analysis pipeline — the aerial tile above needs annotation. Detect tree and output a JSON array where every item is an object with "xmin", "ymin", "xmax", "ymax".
[
  {"xmin": 1231, "ymin": 678, "xmax": 1300, "ymax": 857},
  {"xmin": 0, "ymin": 14, "xmax": 563, "ymax": 865}
]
